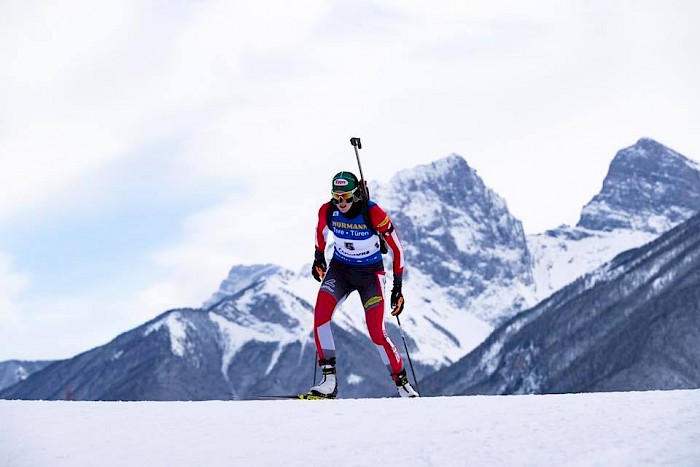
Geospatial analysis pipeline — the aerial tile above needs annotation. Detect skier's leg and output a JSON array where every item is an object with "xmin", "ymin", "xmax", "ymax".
[
  {"xmin": 360, "ymin": 270, "xmax": 403, "ymax": 375},
  {"xmin": 313, "ymin": 291, "xmax": 348, "ymax": 361},
  {"xmin": 357, "ymin": 267, "xmax": 419, "ymax": 397},
  {"xmin": 313, "ymin": 264, "xmax": 350, "ymax": 361},
  {"xmin": 362, "ymin": 277, "xmax": 419, "ymax": 397},
  {"xmin": 310, "ymin": 263, "xmax": 350, "ymax": 398}
]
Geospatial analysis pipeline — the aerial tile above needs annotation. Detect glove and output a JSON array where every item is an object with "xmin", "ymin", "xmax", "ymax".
[
  {"xmin": 390, "ymin": 276, "xmax": 404, "ymax": 316},
  {"xmin": 312, "ymin": 250, "xmax": 326, "ymax": 282}
]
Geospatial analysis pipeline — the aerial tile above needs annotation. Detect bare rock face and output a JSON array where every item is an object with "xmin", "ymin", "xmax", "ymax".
[{"xmin": 578, "ymin": 138, "xmax": 700, "ymax": 234}]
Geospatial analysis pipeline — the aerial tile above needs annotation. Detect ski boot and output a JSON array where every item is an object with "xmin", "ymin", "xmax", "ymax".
[
  {"xmin": 393, "ymin": 369, "xmax": 419, "ymax": 398},
  {"xmin": 308, "ymin": 358, "xmax": 338, "ymax": 399}
]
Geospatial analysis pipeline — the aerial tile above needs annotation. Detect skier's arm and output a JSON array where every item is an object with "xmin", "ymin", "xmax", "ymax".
[
  {"xmin": 368, "ymin": 204, "xmax": 405, "ymax": 280},
  {"xmin": 369, "ymin": 204, "xmax": 405, "ymax": 315},
  {"xmin": 315, "ymin": 202, "xmax": 331, "ymax": 253},
  {"xmin": 312, "ymin": 203, "xmax": 331, "ymax": 281}
]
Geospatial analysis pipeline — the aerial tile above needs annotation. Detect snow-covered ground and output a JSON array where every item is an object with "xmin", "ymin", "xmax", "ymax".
[{"xmin": 2, "ymin": 390, "xmax": 699, "ymax": 466}]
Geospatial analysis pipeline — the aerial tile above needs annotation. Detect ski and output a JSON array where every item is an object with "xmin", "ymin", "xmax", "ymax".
[{"xmin": 250, "ymin": 393, "xmax": 334, "ymax": 401}]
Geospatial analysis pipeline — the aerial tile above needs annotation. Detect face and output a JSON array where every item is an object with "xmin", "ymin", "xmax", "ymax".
[
  {"xmin": 332, "ymin": 190, "xmax": 354, "ymax": 213},
  {"xmin": 335, "ymin": 197, "xmax": 353, "ymax": 213}
]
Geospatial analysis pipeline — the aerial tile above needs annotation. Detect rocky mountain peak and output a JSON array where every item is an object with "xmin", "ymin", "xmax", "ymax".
[
  {"xmin": 376, "ymin": 154, "xmax": 534, "ymax": 323},
  {"xmin": 203, "ymin": 264, "xmax": 282, "ymax": 310},
  {"xmin": 577, "ymin": 138, "xmax": 700, "ymax": 234},
  {"xmin": 386, "ymin": 154, "xmax": 491, "ymax": 213}
]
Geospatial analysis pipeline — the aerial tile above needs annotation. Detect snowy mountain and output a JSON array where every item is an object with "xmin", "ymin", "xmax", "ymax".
[
  {"xmin": 3, "ymin": 138, "xmax": 699, "ymax": 401},
  {"xmin": 374, "ymin": 155, "xmax": 536, "ymax": 325},
  {"xmin": 579, "ymin": 137, "xmax": 700, "ymax": 234},
  {"xmin": 0, "ymin": 271, "xmax": 430, "ymax": 400},
  {"xmin": 422, "ymin": 212, "xmax": 700, "ymax": 395},
  {"xmin": 0, "ymin": 360, "xmax": 53, "ymax": 392},
  {"xmin": 0, "ymin": 308, "xmax": 236, "ymax": 401},
  {"xmin": 528, "ymin": 138, "xmax": 700, "ymax": 300},
  {"xmin": 202, "ymin": 155, "xmax": 532, "ymax": 372},
  {"xmin": 0, "ymin": 154, "xmax": 522, "ymax": 400}
]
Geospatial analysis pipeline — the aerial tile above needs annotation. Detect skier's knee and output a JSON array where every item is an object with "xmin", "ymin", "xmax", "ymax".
[{"xmin": 314, "ymin": 291, "xmax": 337, "ymax": 326}]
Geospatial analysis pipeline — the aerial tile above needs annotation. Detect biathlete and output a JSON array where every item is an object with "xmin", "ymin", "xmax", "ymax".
[{"xmin": 309, "ymin": 171, "xmax": 419, "ymax": 398}]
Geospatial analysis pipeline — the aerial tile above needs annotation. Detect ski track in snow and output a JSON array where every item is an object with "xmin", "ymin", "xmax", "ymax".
[{"xmin": 2, "ymin": 390, "xmax": 699, "ymax": 467}]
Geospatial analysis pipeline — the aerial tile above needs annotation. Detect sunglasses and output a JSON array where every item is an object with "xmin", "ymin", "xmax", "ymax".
[{"xmin": 331, "ymin": 190, "xmax": 356, "ymax": 204}]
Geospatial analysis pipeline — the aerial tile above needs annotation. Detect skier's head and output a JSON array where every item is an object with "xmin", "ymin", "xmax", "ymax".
[{"xmin": 331, "ymin": 171, "xmax": 362, "ymax": 213}]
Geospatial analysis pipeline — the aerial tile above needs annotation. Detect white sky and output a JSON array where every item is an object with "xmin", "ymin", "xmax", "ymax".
[{"xmin": 1, "ymin": 0, "xmax": 699, "ymax": 360}]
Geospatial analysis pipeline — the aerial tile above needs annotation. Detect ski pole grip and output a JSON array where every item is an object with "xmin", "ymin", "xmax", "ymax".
[{"xmin": 350, "ymin": 137, "xmax": 362, "ymax": 149}]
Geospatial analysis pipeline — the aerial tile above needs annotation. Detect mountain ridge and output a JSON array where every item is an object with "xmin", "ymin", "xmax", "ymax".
[
  {"xmin": 422, "ymin": 212, "xmax": 700, "ymax": 395},
  {"xmin": 528, "ymin": 137, "xmax": 700, "ymax": 301},
  {"xmin": 0, "ymin": 360, "xmax": 54, "ymax": 392},
  {"xmin": 578, "ymin": 137, "xmax": 700, "ymax": 234},
  {"xmin": 4, "ymin": 137, "xmax": 700, "ymax": 400}
]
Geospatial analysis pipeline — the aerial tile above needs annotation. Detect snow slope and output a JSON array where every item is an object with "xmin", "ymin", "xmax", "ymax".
[
  {"xmin": 2, "ymin": 390, "xmax": 699, "ymax": 467},
  {"xmin": 527, "ymin": 227, "xmax": 656, "ymax": 301}
]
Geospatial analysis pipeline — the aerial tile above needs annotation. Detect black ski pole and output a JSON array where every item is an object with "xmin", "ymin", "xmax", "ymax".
[
  {"xmin": 350, "ymin": 137, "xmax": 370, "ymax": 200},
  {"xmin": 396, "ymin": 315, "xmax": 420, "ymax": 394},
  {"xmin": 350, "ymin": 137, "xmax": 388, "ymax": 254}
]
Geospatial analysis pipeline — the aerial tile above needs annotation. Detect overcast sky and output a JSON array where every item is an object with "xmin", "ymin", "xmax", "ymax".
[{"xmin": 2, "ymin": 0, "xmax": 699, "ymax": 361}]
